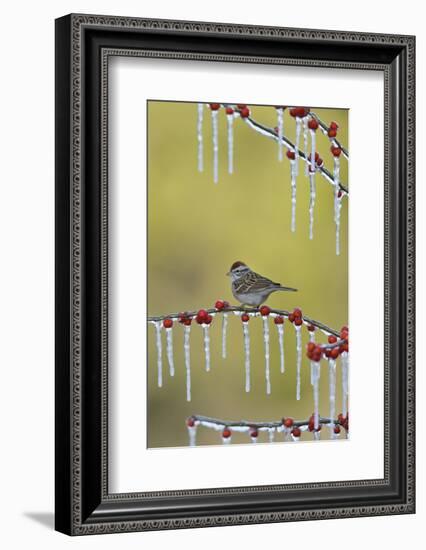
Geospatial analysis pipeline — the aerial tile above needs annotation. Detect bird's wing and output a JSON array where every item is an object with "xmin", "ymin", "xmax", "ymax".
[{"xmin": 236, "ymin": 271, "xmax": 280, "ymax": 293}]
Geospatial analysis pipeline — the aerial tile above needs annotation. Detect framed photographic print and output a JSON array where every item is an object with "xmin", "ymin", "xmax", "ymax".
[{"xmin": 55, "ymin": 14, "xmax": 415, "ymax": 535}]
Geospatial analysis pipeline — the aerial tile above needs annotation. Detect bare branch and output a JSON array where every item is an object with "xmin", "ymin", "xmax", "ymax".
[{"xmin": 148, "ymin": 305, "xmax": 341, "ymax": 337}]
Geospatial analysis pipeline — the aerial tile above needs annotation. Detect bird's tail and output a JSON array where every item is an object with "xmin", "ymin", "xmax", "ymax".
[{"xmin": 277, "ymin": 286, "xmax": 298, "ymax": 292}]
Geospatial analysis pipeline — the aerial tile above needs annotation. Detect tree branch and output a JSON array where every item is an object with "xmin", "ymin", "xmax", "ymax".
[
  {"xmin": 147, "ymin": 305, "xmax": 341, "ymax": 337},
  {"xmin": 189, "ymin": 414, "xmax": 342, "ymax": 429}
]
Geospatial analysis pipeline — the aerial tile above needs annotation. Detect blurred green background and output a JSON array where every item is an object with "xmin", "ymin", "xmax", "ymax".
[{"xmin": 147, "ymin": 101, "xmax": 348, "ymax": 448}]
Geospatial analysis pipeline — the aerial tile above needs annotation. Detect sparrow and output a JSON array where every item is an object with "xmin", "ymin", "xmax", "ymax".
[{"xmin": 226, "ymin": 261, "xmax": 297, "ymax": 307}]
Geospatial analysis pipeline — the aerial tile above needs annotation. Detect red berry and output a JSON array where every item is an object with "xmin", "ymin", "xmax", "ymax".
[
  {"xmin": 337, "ymin": 190, "xmax": 343, "ymax": 198},
  {"xmin": 222, "ymin": 428, "xmax": 232, "ymax": 439},
  {"xmin": 183, "ymin": 318, "xmax": 192, "ymax": 326},
  {"xmin": 286, "ymin": 150, "xmax": 296, "ymax": 160},
  {"xmin": 236, "ymin": 104, "xmax": 247, "ymax": 109},
  {"xmin": 204, "ymin": 314, "xmax": 213, "ymax": 325},
  {"xmin": 225, "ymin": 107, "xmax": 234, "ymax": 115},
  {"xmin": 187, "ymin": 417, "xmax": 195, "ymax": 427},
  {"xmin": 250, "ymin": 428, "xmax": 258, "ymax": 438},
  {"xmin": 241, "ymin": 313, "xmax": 250, "ymax": 323},
  {"xmin": 328, "ymin": 128, "xmax": 337, "ymax": 138},
  {"xmin": 316, "ymin": 157, "xmax": 323, "ymax": 166},
  {"xmin": 178, "ymin": 311, "xmax": 188, "ymax": 323},
  {"xmin": 329, "ymin": 121, "xmax": 339, "ymax": 130},
  {"xmin": 307, "ymin": 342, "xmax": 316, "ymax": 353},
  {"xmin": 260, "ymin": 305, "xmax": 271, "ymax": 316},
  {"xmin": 294, "ymin": 317, "xmax": 303, "ymax": 327},
  {"xmin": 338, "ymin": 413, "xmax": 345, "ymax": 425},
  {"xmin": 274, "ymin": 315, "xmax": 284, "ymax": 325},
  {"xmin": 331, "ymin": 146, "xmax": 342, "ymax": 157},
  {"xmin": 340, "ymin": 342, "xmax": 349, "ymax": 353},
  {"xmin": 163, "ymin": 318, "xmax": 173, "ymax": 329},
  {"xmin": 215, "ymin": 300, "xmax": 225, "ymax": 310},
  {"xmin": 334, "ymin": 425, "xmax": 341, "ymax": 434},
  {"xmin": 328, "ymin": 335, "xmax": 337, "ymax": 344},
  {"xmin": 289, "ymin": 107, "xmax": 298, "ymax": 117},
  {"xmin": 197, "ymin": 309, "xmax": 208, "ymax": 319},
  {"xmin": 288, "ymin": 313, "xmax": 295, "ymax": 323},
  {"xmin": 340, "ymin": 326, "xmax": 349, "ymax": 339},
  {"xmin": 296, "ymin": 107, "xmax": 309, "ymax": 117},
  {"xmin": 293, "ymin": 308, "xmax": 302, "ymax": 318},
  {"xmin": 239, "ymin": 107, "xmax": 250, "ymax": 118},
  {"xmin": 330, "ymin": 347, "xmax": 340, "ymax": 360},
  {"xmin": 209, "ymin": 103, "xmax": 221, "ymax": 111},
  {"xmin": 308, "ymin": 118, "xmax": 319, "ymax": 130},
  {"xmin": 307, "ymin": 324, "xmax": 315, "ymax": 332},
  {"xmin": 292, "ymin": 427, "xmax": 301, "ymax": 438},
  {"xmin": 283, "ymin": 417, "xmax": 294, "ymax": 428}
]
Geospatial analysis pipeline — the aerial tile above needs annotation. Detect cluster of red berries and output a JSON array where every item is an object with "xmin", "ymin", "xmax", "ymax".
[
  {"xmin": 178, "ymin": 312, "xmax": 193, "ymax": 326},
  {"xmin": 306, "ymin": 326, "xmax": 349, "ymax": 361},
  {"xmin": 289, "ymin": 107, "xmax": 310, "ymax": 118},
  {"xmin": 338, "ymin": 412, "xmax": 349, "ymax": 432},
  {"xmin": 195, "ymin": 309, "xmax": 213, "ymax": 325},
  {"xmin": 308, "ymin": 414, "xmax": 322, "ymax": 433},
  {"xmin": 328, "ymin": 121, "xmax": 339, "ymax": 138},
  {"xmin": 214, "ymin": 300, "xmax": 229, "ymax": 310},
  {"xmin": 308, "ymin": 151, "xmax": 324, "ymax": 172},
  {"xmin": 238, "ymin": 105, "xmax": 250, "ymax": 118},
  {"xmin": 288, "ymin": 307, "xmax": 304, "ymax": 326}
]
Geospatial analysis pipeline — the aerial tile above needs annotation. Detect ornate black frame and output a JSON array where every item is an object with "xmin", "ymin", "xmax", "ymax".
[{"xmin": 55, "ymin": 13, "xmax": 415, "ymax": 535}]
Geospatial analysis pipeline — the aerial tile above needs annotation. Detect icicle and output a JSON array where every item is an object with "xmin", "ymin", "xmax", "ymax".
[
  {"xmin": 262, "ymin": 316, "xmax": 271, "ymax": 395},
  {"xmin": 294, "ymin": 117, "xmax": 301, "ymax": 175},
  {"xmin": 303, "ymin": 117, "xmax": 309, "ymax": 175},
  {"xmin": 226, "ymin": 112, "xmax": 234, "ymax": 174},
  {"xmin": 212, "ymin": 109, "xmax": 219, "ymax": 183},
  {"xmin": 242, "ymin": 321, "xmax": 251, "ymax": 392},
  {"xmin": 202, "ymin": 324, "xmax": 211, "ymax": 372},
  {"xmin": 313, "ymin": 430, "xmax": 321, "ymax": 441},
  {"xmin": 290, "ymin": 159, "xmax": 297, "ymax": 232},
  {"xmin": 197, "ymin": 103, "xmax": 204, "ymax": 172},
  {"xmin": 333, "ymin": 156, "xmax": 342, "ymax": 255},
  {"xmin": 309, "ymin": 170, "xmax": 316, "ymax": 240},
  {"xmin": 310, "ymin": 129, "xmax": 316, "ymax": 172},
  {"xmin": 165, "ymin": 327, "xmax": 174, "ymax": 377},
  {"xmin": 222, "ymin": 313, "xmax": 228, "ymax": 359},
  {"xmin": 276, "ymin": 323, "xmax": 285, "ymax": 373},
  {"xmin": 268, "ymin": 429, "xmax": 275, "ymax": 443},
  {"xmin": 312, "ymin": 361, "xmax": 321, "ymax": 429},
  {"xmin": 277, "ymin": 107, "xmax": 284, "ymax": 161},
  {"xmin": 341, "ymin": 351, "xmax": 349, "ymax": 417},
  {"xmin": 188, "ymin": 425, "xmax": 197, "ymax": 447},
  {"xmin": 328, "ymin": 359, "xmax": 337, "ymax": 437},
  {"xmin": 184, "ymin": 324, "xmax": 191, "ymax": 402},
  {"xmin": 295, "ymin": 324, "xmax": 302, "ymax": 400},
  {"xmin": 250, "ymin": 432, "xmax": 258, "ymax": 444},
  {"xmin": 154, "ymin": 321, "xmax": 163, "ymax": 388}
]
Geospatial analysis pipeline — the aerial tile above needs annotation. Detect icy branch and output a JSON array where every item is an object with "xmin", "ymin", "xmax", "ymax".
[{"xmin": 189, "ymin": 414, "xmax": 341, "ymax": 430}]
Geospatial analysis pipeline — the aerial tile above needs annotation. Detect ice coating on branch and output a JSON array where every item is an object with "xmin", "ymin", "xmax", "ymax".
[
  {"xmin": 227, "ymin": 113, "xmax": 234, "ymax": 174},
  {"xmin": 295, "ymin": 324, "xmax": 302, "ymax": 400},
  {"xmin": 188, "ymin": 425, "xmax": 197, "ymax": 447},
  {"xmin": 310, "ymin": 129, "xmax": 316, "ymax": 172},
  {"xmin": 295, "ymin": 117, "xmax": 301, "ymax": 175},
  {"xmin": 303, "ymin": 117, "xmax": 309, "ymax": 175},
  {"xmin": 184, "ymin": 325, "xmax": 191, "ymax": 402},
  {"xmin": 335, "ymin": 191, "xmax": 343, "ymax": 256},
  {"xmin": 262, "ymin": 316, "xmax": 271, "ymax": 395},
  {"xmin": 312, "ymin": 362, "xmax": 321, "ymax": 429},
  {"xmin": 197, "ymin": 103, "xmax": 204, "ymax": 172},
  {"xmin": 277, "ymin": 107, "xmax": 284, "ymax": 161},
  {"xmin": 211, "ymin": 109, "xmax": 219, "ymax": 183},
  {"xmin": 222, "ymin": 313, "xmax": 228, "ymax": 359},
  {"xmin": 242, "ymin": 321, "xmax": 251, "ymax": 392},
  {"xmin": 154, "ymin": 321, "xmax": 163, "ymax": 388},
  {"xmin": 309, "ymin": 171, "xmax": 316, "ymax": 240},
  {"xmin": 290, "ymin": 159, "xmax": 297, "ymax": 232},
  {"xmin": 165, "ymin": 327, "xmax": 174, "ymax": 377},
  {"xmin": 202, "ymin": 324, "xmax": 211, "ymax": 372},
  {"xmin": 276, "ymin": 324, "xmax": 285, "ymax": 374},
  {"xmin": 328, "ymin": 359, "xmax": 337, "ymax": 437},
  {"xmin": 341, "ymin": 351, "xmax": 349, "ymax": 417}
]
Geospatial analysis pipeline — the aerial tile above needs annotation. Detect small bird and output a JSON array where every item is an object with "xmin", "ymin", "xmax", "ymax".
[{"xmin": 226, "ymin": 261, "xmax": 297, "ymax": 307}]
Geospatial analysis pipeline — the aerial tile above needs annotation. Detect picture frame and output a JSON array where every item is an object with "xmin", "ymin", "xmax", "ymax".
[{"xmin": 55, "ymin": 13, "xmax": 415, "ymax": 535}]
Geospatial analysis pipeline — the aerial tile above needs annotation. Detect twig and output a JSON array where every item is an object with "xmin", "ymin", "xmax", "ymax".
[
  {"xmin": 147, "ymin": 305, "xmax": 340, "ymax": 337},
  {"xmin": 190, "ymin": 414, "xmax": 340, "ymax": 429},
  {"xmin": 309, "ymin": 112, "xmax": 349, "ymax": 159}
]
